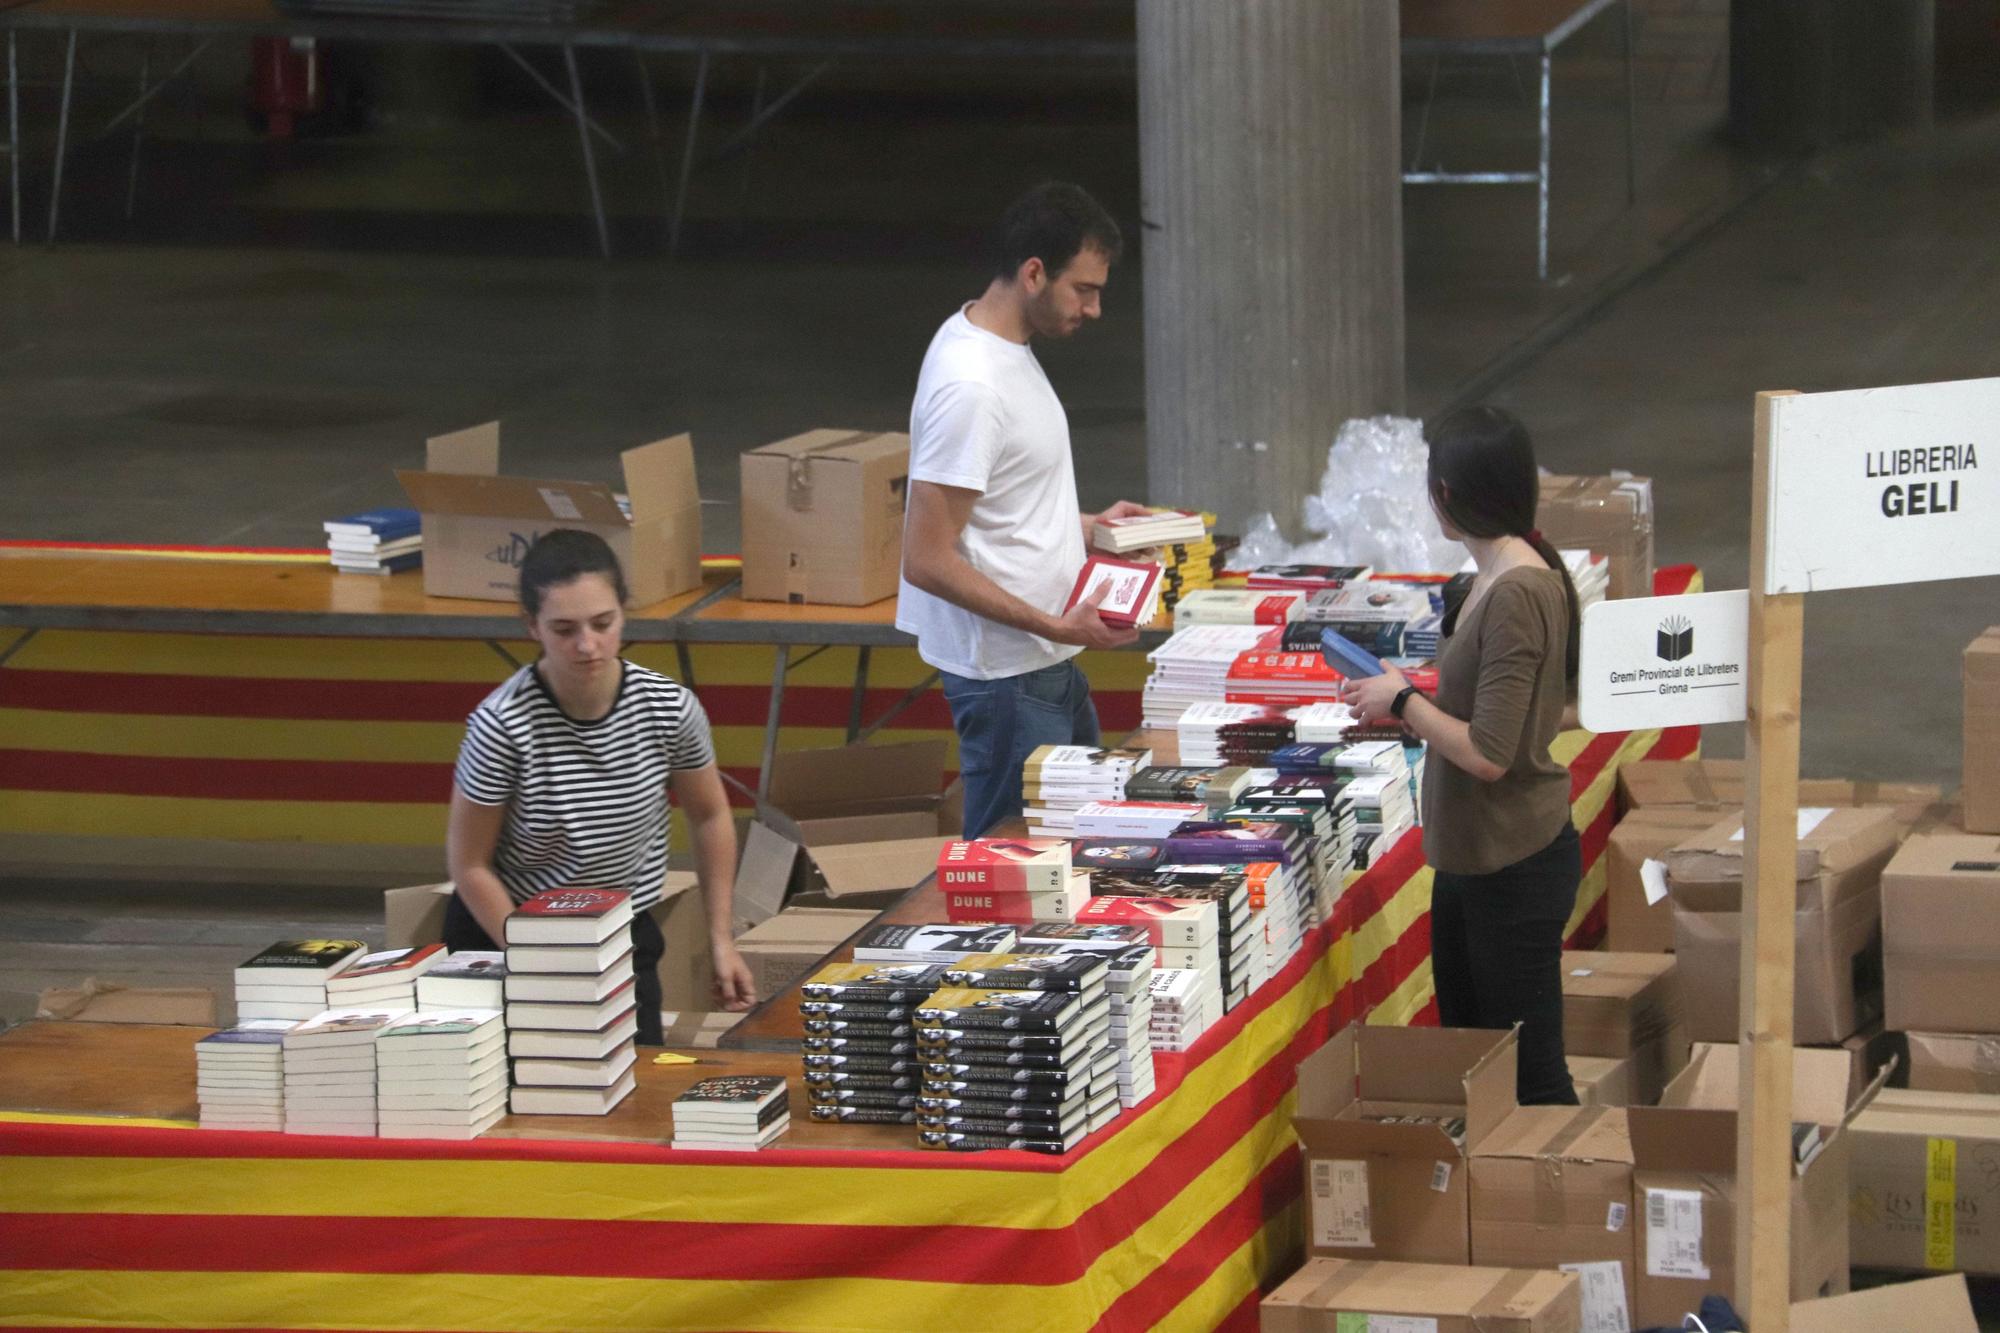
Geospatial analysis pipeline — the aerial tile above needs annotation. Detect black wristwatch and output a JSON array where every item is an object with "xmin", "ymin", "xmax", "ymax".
[{"xmin": 1389, "ymin": 684, "xmax": 1422, "ymax": 720}]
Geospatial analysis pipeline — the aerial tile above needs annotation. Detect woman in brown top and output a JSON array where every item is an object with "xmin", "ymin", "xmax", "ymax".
[{"xmin": 1340, "ymin": 406, "xmax": 1583, "ymax": 1104}]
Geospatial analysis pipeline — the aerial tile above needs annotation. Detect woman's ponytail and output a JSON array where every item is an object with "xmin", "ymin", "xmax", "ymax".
[{"xmin": 1523, "ymin": 528, "xmax": 1581, "ymax": 682}]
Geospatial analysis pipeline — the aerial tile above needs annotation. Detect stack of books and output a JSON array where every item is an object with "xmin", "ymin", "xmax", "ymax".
[
  {"xmin": 1241, "ymin": 773, "xmax": 1360, "ymax": 915},
  {"xmin": 1225, "ymin": 644, "xmax": 1347, "ymax": 714},
  {"xmin": 1292, "ymin": 702, "xmax": 1362, "ymax": 745},
  {"xmin": 849, "ymin": 923, "xmax": 1017, "ymax": 966},
  {"xmin": 673, "ymin": 1075, "xmax": 791, "ymax": 1151},
  {"xmin": 1074, "ymin": 896, "xmax": 1223, "ymax": 1009},
  {"xmin": 913, "ymin": 982, "xmax": 1114, "ymax": 1154},
  {"xmin": 1245, "ymin": 564, "xmax": 1372, "ymax": 592},
  {"xmin": 1296, "ymin": 582, "xmax": 1434, "ymax": 658},
  {"xmin": 324, "ymin": 506, "xmax": 421, "ymax": 576},
  {"xmin": 504, "ymin": 888, "xmax": 639, "ymax": 1116},
  {"xmin": 1125, "ymin": 762, "xmax": 1257, "ymax": 809},
  {"xmin": 416, "ymin": 950, "xmax": 508, "ymax": 1010},
  {"xmin": 1406, "ymin": 610, "xmax": 1444, "ymax": 659},
  {"xmin": 1020, "ymin": 743, "xmax": 1152, "ymax": 837},
  {"xmin": 937, "ymin": 839, "xmax": 1088, "ymax": 924},
  {"xmin": 1148, "ymin": 967, "xmax": 1224, "ymax": 1053},
  {"xmin": 195, "ymin": 1019, "xmax": 294, "ymax": 1132},
  {"xmin": 375, "ymin": 1009, "xmax": 507, "ymax": 1140},
  {"xmin": 1337, "ymin": 742, "xmax": 1419, "ymax": 865},
  {"xmin": 1141, "ymin": 625, "xmax": 1273, "ymax": 729},
  {"xmin": 1171, "ymin": 588, "xmax": 1305, "ymax": 628},
  {"xmin": 1092, "ymin": 863, "xmax": 1257, "ymax": 1009},
  {"xmin": 1174, "ymin": 700, "xmax": 1295, "ymax": 766},
  {"xmin": 1090, "ymin": 508, "xmax": 1208, "ymax": 554},
  {"xmin": 1071, "ymin": 800, "xmax": 1205, "ymax": 840},
  {"xmin": 233, "ymin": 939, "xmax": 366, "ymax": 1023},
  {"xmin": 800, "ymin": 962, "xmax": 948, "ymax": 1127},
  {"xmin": 325, "ymin": 944, "xmax": 446, "ymax": 1012},
  {"xmin": 1007, "ymin": 926, "xmax": 1160, "ymax": 1108},
  {"xmin": 283, "ymin": 1008, "xmax": 404, "ymax": 1136}
]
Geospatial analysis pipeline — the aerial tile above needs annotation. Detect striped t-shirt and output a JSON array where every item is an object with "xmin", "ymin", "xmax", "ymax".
[{"xmin": 453, "ymin": 661, "xmax": 715, "ymax": 913}]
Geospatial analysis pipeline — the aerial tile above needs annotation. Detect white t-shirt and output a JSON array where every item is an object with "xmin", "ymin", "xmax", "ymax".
[{"xmin": 896, "ymin": 307, "xmax": 1087, "ymax": 680}]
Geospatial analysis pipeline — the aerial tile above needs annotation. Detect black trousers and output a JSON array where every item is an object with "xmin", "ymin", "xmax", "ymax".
[
  {"xmin": 1429, "ymin": 822, "xmax": 1581, "ymax": 1105},
  {"xmin": 443, "ymin": 893, "xmax": 667, "ymax": 1047}
]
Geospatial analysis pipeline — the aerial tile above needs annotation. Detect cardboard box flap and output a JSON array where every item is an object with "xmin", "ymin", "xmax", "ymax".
[
  {"xmin": 1265, "ymin": 1257, "xmax": 1578, "ymax": 1322},
  {"xmin": 621, "ymin": 434, "xmax": 698, "ymax": 520},
  {"xmin": 396, "ymin": 468, "xmax": 629, "ymax": 526},
  {"xmin": 1852, "ymin": 1087, "xmax": 2000, "ymax": 1139},
  {"xmin": 1664, "ymin": 805, "xmax": 1900, "ymax": 886},
  {"xmin": 1664, "ymin": 1042, "xmax": 1862, "ymax": 1127},
  {"xmin": 766, "ymin": 740, "xmax": 949, "ymax": 819},
  {"xmin": 1562, "ymin": 951, "xmax": 1675, "ymax": 999},
  {"xmin": 1623, "ymin": 758, "xmax": 1944, "ymax": 814},
  {"xmin": 796, "ymin": 811, "xmax": 943, "ymax": 847},
  {"xmin": 1792, "ymin": 1274, "xmax": 1977, "ymax": 1333},
  {"xmin": 1965, "ymin": 626, "xmax": 2000, "ymax": 683},
  {"xmin": 1627, "ymin": 1104, "xmax": 1736, "ymax": 1173},
  {"xmin": 734, "ymin": 819, "xmax": 799, "ymax": 929},
  {"xmin": 809, "ymin": 836, "xmax": 950, "ymax": 898},
  {"xmin": 1884, "ymin": 831, "xmax": 2000, "ymax": 878},
  {"xmin": 1294, "ymin": 1023, "xmax": 1360, "ymax": 1119},
  {"xmin": 427, "ymin": 421, "xmax": 500, "ymax": 476},
  {"xmin": 1473, "ymin": 1104, "xmax": 1634, "ymax": 1164},
  {"xmin": 37, "ymin": 981, "xmax": 217, "ymax": 1026},
  {"xmin": 735, "ymin": 906, "xmax": 876, "ymax": 947}
]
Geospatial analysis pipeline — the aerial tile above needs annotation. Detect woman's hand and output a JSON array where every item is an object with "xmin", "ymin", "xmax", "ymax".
[
  {"xmin": 1337, "ymin": 662, "xmax": 1411, "ymax": 726},
  {"xmin": 711, "ymin": 939, "xmax": 759, "ymax": 1012}
]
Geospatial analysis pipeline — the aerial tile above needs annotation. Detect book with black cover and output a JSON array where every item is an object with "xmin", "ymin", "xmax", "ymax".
[
  {"xmin": 809, "ymin": 1104, "xmax": 917, "ymax": 1125},
  {"xmin": 918, "ymin": 1129, "xmax": 1080, "ymax": 1154},
  {"xmin": 941, "ymin": 952, "xmax": 1107, "ymax": 995},
  {"xmin": 849, "ymin": 923, "xmax": 1018, "ymax": 964},
  {"xmin": 234, "ymin": 940, "xmax": 367, "ymax": 986},
  {"xmin": 914, "ymin": 988, "xmax": 1081, "ymax": 1032},
  {"xmin": 798, "ymin": 962, "xmax": 949, "ymax": 1002}
]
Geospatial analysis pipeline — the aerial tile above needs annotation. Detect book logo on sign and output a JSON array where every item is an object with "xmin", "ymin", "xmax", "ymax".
[{"xmin": 1657, "ymin": 615, "xmax": 1694, "ymax": 663}]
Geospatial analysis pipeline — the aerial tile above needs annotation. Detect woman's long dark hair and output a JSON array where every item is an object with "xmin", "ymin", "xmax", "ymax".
[{"xmin": 1425, "ymin": 406, "xmax": 1580, "ymax": 681}]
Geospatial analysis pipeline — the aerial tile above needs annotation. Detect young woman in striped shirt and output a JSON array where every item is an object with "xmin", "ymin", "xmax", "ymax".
[{"xmin": 444, "ymin": 529, "xmax": 756, "ymax": 1044}]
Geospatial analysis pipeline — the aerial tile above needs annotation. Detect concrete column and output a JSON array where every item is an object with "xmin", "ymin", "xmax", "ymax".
[{"xmin": 1137, "ymin": 0, "xmax": 1405, "ymax": 538}]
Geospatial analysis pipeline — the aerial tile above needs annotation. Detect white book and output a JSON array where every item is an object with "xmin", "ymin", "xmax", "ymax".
[
  {"xmin": 512, "ymin": 1042, "xmax": 638, "ymax": 1089},
  {"xmin": 378, "ymin": 1042, "xmax": 506, "ymax": 1079},
  {"xmin": 507, "ymin": 1008, "xmax": 639, "ymax": 1060},
  {"xmin": 503, "ymin": 955, "xmax": 636, "ymax": 1004},
  {"xmin": 417, "ymin": 952, "xmax": 507, "ymax": 1010},
  {"xmin": 377, "ymin": 1107, "xmax": 507, "ymax": 1141},
  {"xmin": 505, "ymin": 982, "xmax": 636, "ymax": 1031},
  {"xmin": 238, "ymin": 1000, "xmax": 333, "ymax": 1021},
  {"xmin": 672, "ymin": 1118, "xmax": 791, "ymax": 1152},
  {"xmin": 284, "ymin": 1008, "xmax": 409, "ymax": 1048},
  {"xmin": 198, "ymin": 1091, "xmax": 285, "ymax": 1106},
  {"xmin": 378, "ymin": 1078, "xmax": 509, "ymax": 1112},
  {"xmin": 378, "ymin": 1051, "xmax": 506, "ymax": 1091},
  {"xmin": 509, "ymin": 1069, "xmax": 637, "ymax": 1116},
  {"xmin": 378, "ymin": 1089, "xmax": 509, "ymax": 1124},
  {"xmin": 505, "ymin": 936, "xmax": 633, "ymax": 975},
  {"xmin": 375, "ymin": 1008, "xmax": 504, "ymax": 1051}
]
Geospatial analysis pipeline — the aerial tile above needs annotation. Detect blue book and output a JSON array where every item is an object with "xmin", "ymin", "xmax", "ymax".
[
  {"xmin": 324, "ymin": 507, "xmax": 420, "ymax": 540},
  {"xmin": 1319, "ymin": 627, "xmax": 1386, "ymax": 680}
]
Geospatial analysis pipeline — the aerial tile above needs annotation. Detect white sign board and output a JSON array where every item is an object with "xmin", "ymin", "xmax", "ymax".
[
  {"xmin": 1579, "ymin": 590, "xmax": 1748, "ymax": 733},
  {"xmin": 1764, "ymin": 376, "xmax": 2000, "ymax": 594}
]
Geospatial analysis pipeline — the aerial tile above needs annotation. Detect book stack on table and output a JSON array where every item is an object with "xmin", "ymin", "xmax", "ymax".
[
  {"xmin": 1020, "ymin": 743, "xmax": 1152, "ymax": 838},
  {"xmin": 324, "ymin": 944, "xmax": 446, "ymax": 1013},
  {"xmin": 1072, "ymin": 800, "xmax": 1206, "ymax": 840},
  {"xmin": 799, "ymin": 962, "xmax": 950, "ymax": 1127},
  {"xmin": 416, "ymin": 951, "xmax": 507, "ymax": 1010},
  {"xmin": 1173, "ymin": 701, "xmax": 1296, "ymax": 767},
  {"xmin": 1141, "ymin": 625, "xmax": 1272, "ymax": 728},
  {"xmin": 233, "ymin": 939, "xmax": 367, "ymax": 1023},
  {"xmin": 1291, "ymin": 702, "xmax": 1363, "ymax": 745},
  {"xmin": 375, "ymin": 1009, "xmax": 507, "ymax": 1140},
  {"xmin": 1075, "ymin": 895, "xmax": 1224, "ymax": 1025},
  {"xmin": 283, "ymin": 1008, "xmax": 405, "ymax": 1137},
  {"xmin": 1009, "ymin": 924, "xmax": 1159, "ymax": 1109},
  {"xmin": 504, "ymin": 888, "xmax": 638, "ymax": 1116},
  {"xmin": 937, "ymin": 838, "xmax": 1091, "ymax": 925},
  {"xmin": 324, "ymin": 506, "xmax": 420, "ymax": 576},
  {"xmin": 673, "ymin": 1075, "xmax": 791, "ymax": 1151},
  {"xmin": 1147, "ymin": 967, "xmax": 1223, "ymax": 1053},
  {"xmin": 195, "ymin": 1020, "xmax": 294, "ymax": 1131},
  {"xmin": 1092, "ymin": 860, "xmax": 1258, "ymax": 1010},
  {"xmin": 914, "ymin": 979, "xmax": 1117, "ymax": 1154},
  {"xmin": 1090, "ymin": 507, "xmax": 1216, "ymax": 621},
  {"xmin": 1125, "ymin": 761, "xmax": 1257, "ymax": 810},
  {"xmin": 1172, "ymin": 587, "xmax": 1304, "ymax": 628}
]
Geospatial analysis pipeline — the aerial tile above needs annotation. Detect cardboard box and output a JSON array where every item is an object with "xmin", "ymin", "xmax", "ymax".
[
  {"xmin": 1820, "ymin": 1021, "xmax": 1906, "ymax": 1103},
  {"xmin": 1606, "ymin": 806, "xmax": 1731, "ymax": 952},
  {"xmin": 1618, "ymin": 758, "xmax": 1944, "ymax": 825},
  {"xmin": 1537, "ymin": 473, "xmax": 1654, "ymax": 602},
  {"xmin": 384, "ymin": 880, "xmax": 454, "ymax": 949},
  {"xmin": 1260, "ymin": 1257, "xmax": 1581, "ymax": 1333},
  {"xmin": 740, "ymin": 429, "xmax": 909, "ymax": 606},
  {"xmin": 1882, "ymin": 831, "xmax": 2000, "ymax": 1034},
  {"xmin": 1667, "ymin": 806, "xmax": 1900, "ymax": 1044},
  {"xmin": 656, "ymin": 1010, "xmax": 744, "ymax": 1049},
  {"xmin": 1849, "ymin": 1088, "xmax": 2000, "ymax": 1275},
  {"xmin": 1570, "ymin": 1055, "xmax": 1636, "ymax": 1107},
  {"xmin": 36, "ymin": 982, "xmax": 217, "ymax": 1026},
  {"xmin": 396, "ymin": 421, "xmax": 701, "ymax": 606},
  {"xmin": 1561, "ymin": 951, "xmax": 1687, "ymax": 1103},
  {"xmin": 732, "ymin": 906, "xmax": 877, "ymax": 1000},
  {"xmin": 1905, "ymin": 1031, "xmax": 2000, "ymax": 1095},
  {"xmin": 1792, "ymin": 1274, "xmax": 1978, "ymax": 1333},
  {"xmin": 1470, "ymin": 1105, "xmax": 1636, "ymax": 1324},
  {"xmin": 1292, "ymin": 1023, "xmax": 1517, "ymax": 1265},
  {"xmin": 1967, "ymin": 627, "xmax": 2000, "ymax": 834},
  {"xmin": 1628, "ymin": 1042, "xmax": 1881, "ymax": 1326}
]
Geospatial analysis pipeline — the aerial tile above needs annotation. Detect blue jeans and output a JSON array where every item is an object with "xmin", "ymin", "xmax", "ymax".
[{"xmin": 941, "ymin": 660, "xmax": 1101, "ymax": 839}]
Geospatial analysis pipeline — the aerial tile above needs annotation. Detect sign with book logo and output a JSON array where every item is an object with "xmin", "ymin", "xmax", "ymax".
[
  {"xmin": 1579, "ymin": 590, "xmax": 1749, "ymax": 732},
  {"xmin": 1763, "ymin": 375, "xmax": 2000, "ymax": 594}
]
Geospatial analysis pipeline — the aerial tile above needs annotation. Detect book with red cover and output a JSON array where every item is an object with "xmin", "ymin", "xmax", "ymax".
[
  {"xmin": 1062, "ymin": 555, "xmax": 1163, "ymax": 629},
  {"xmin": 1074, "ymin": 896, "xmax": 1220, "ymax": 948},
  {"xmin": 504, "ymin": 888, "xmax": 634, "ymax": 946},
  {"xmin": 935, "ymin": 839, "xmax": 1072, "ymax": 895}
]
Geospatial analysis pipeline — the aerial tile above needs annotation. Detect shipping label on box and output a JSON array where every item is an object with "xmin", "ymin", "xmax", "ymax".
[
  {"xmin": 1849, "ymin": 1089, "xmax": 2000, "ymax": 1277},
  {"xmin": 1470, "ymin": 1106, "xmax": 1636, "ymax": 1320},
  {"xmin": 1606, "ymin": 807, "xmax": 1731, "ymax": 952}
]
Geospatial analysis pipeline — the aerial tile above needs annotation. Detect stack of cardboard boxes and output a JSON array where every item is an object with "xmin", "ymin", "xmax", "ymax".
[{"xmin": 1560, "ymin": 951, "xmax": 1686, "ymax": 1107}]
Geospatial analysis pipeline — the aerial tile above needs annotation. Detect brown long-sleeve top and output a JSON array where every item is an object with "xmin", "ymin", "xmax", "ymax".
[{"xmin": 1420, "ymin": 565, "xmax": 1573, "ymax": 876}]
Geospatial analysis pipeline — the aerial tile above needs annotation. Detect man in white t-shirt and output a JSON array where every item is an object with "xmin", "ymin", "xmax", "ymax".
[{"xmin": 898, "ymin": 182, "xmax": 1150, "ymax": 837}]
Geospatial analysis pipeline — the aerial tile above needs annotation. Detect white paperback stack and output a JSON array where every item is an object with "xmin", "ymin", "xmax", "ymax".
[
  {"xmin": 1021, "ymin": 743, "xmax": 1152, "ymax": 837},
  {"xmin": 324, "ymin": 943, "xmax": 446, "ymax": 1012},
  {"xmin": 233, "ymin": 939, "xmax": 366, "ymax": 1023},
  {"xmin": 375, "ymin": 1009, "xmax": 507, "ymax": 1140},
  {"xmin": 283, "ymin": 1008, "xmax": 405, "ymax": 1136},
  {"xmin": 1171, "ymin": 588, "xmax": 1305, "ymax": 628},
  {"xmin": 1141, "ymin": 625, "xmax": 1272, "ymax": 728},
  {"xmin": 1007, "ymin": 927, "xmax": 1159, "ymax": 1109},
  {"xmin": 323, "ymin": 507, "xmax": 420, "ymax": 576},
  {"xmin": 1292, "ymin": 702, "xmax": 1362, "ymax": 745},
  {"xmin": 1072, "ymin": 800, "xmax": 1205, "ymax": 840},
  {"xmin": 1147, "ymin": 967, "xmax": 1223, "ymax": 1053},
  {"xmin": 505, "ymin": 887, "xmax": 639, "ymax": 1115},
  {"xmin": 416, "ymin": 951, "xmax": 508, "ymax": 1010},
  {"xmin": 1074, "ymin": 895, "xmax": 1223, "ymax": 1015},
  {"xmin": 195, "ymin": 1019, "xmax": 295, "ymax": 1131},
  {"xmin": 1338, "ymin": 743, "xmax": 1418, "ymax": 869},
  {"xmin": 672, "ymin": 1075, "xmax": 792, "ymax": 1151},
  {"xmin": 1176, "ymin": 700, "xmax": 1291, "ymax": 767},
  {"xmin": 1090, "ymin": 508, "xmax": 1207, "ymax": 553}
]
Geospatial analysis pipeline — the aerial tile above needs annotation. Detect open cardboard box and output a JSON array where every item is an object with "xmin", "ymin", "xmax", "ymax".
[
  {"xmin": 733, "ymin": 906, "xmax": 879, "ymax": 1001},
  {"xmin": 36, "ymin": 982, "xmax": 217, "ymax": 1026},
  {"xmin": 396, "ymin": 421, "xmax": 701, "ymax": 606},
  {"xmin": 740, "ymin": 429, "xmax": 910, "ymax": 606},
  {"xmin": 1617, "ymin": 757, "xmax": 1945, "ymax": 827},
  {"xmin": 1626, "ymin": 1041, "xmax": 1888, "ymax": 1328},
  {"xmin": 1793, "ymin": 1274, "xmax": 1977, "ymax": 1333},
  {"xmin": 1292, "ymin": 1022, "xmax": 1518, "ymax": 1265}
]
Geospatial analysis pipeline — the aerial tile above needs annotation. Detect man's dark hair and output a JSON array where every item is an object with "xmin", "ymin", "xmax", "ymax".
[
  {"xmin": 517, "ymin": 528, "xmax": 629, "ymax": 617},
  {"xmin": 991, "ymin": 181, "xmax": 1123, "ymax": 283}
]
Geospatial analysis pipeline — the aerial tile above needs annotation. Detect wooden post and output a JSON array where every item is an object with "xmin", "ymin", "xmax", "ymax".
[
  {"xmin": 1135, "ymin": 0, "xmax": 1404, "ymax": 538},
  {"xmin": 1741, "ymin": 389, "xmax": 1803, "ymax": 1332}
]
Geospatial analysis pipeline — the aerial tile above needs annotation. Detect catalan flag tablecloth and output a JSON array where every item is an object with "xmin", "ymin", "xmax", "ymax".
[{"xmin": 0, "ymin": 571, "xmax": 1701, "ymax": 1333}]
